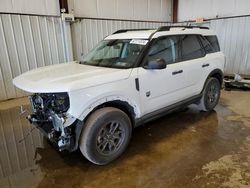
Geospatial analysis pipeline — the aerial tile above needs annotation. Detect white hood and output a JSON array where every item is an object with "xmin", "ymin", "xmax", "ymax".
[{"xmin": 13, "ymin": 62, "xmax": 132, "ymax": 93}]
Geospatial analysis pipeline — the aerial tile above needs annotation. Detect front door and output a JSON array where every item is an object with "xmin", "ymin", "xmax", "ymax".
[{"xmin": 138, "ymin": 36, "xmax": 187, "ymax": 115}]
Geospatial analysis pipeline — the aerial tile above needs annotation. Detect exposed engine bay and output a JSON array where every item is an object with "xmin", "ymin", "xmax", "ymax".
[{"xmin": 27, "ymin": 93, "xmax": 82, "ymax": 151}]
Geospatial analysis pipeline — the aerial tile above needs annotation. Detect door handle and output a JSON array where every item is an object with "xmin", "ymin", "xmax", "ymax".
[
  {"xmin": 172, "ymin": 70, "xmax": 183, "ymax": 75},
  {"xmin": 202, "ymin": 63, "xmax": 210, "ymax": 68}
]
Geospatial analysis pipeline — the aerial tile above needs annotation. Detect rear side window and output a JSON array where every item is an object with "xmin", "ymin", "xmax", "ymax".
[
  {"xmin": 181, "ymin": 35, "xmax": 205, "ymax": 61},
  {"xmin": 205, "ymin": 36, "xmax": 220, "ymax": 52}
]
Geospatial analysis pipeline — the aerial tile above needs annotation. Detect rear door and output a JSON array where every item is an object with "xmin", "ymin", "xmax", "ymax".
[
  {"xmin": 179, "ymin": 35, "xmax": 207, "ymax": 96},
  {"xmin": 200, "ymin": 35, "xmax": 223, "ymax": 75}
]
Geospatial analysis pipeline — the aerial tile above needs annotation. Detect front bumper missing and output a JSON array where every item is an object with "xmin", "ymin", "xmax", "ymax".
[{"xmin": 27, "ymin": 114, "xmax": 82, "ymax": 152}]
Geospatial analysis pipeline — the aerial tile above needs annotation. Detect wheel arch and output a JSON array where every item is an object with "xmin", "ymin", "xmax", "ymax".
[
  {"xmin": 207, "ymin": 69, "xmax": 224, "ymax": 87},
  {"xmin": 202, "ymin": 69, "xmax": 224, "ymax": 92},
  {"xmin": 79, "ymin": 96, "xmax": 140, "ymax": 128}
]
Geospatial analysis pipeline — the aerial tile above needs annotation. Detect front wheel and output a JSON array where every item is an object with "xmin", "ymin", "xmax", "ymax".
[
  {"xmin": 79, "ymin": 107, "xmax": 132, "ymax": 165},
  {"xmin": 198, "ymin": 77, "xmax": 221, "ymax": 111}
]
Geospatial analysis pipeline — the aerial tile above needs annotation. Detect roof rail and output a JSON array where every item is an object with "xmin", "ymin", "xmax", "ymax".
[
  {"xmin": 156, "ymin": 25, "xmax": 209, "ymax": 32},
  {"xmin": 112, "ymin": 26, "xmax": 209, "ymax": 35},
  {"xmin": 113, "ymin": 28, "xmax": 154, "ymax": 34}
]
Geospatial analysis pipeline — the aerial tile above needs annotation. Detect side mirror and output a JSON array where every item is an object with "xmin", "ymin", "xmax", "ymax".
[{"xmin": 143, "ymin": 58, "xmax": 167, "ymax": 70}]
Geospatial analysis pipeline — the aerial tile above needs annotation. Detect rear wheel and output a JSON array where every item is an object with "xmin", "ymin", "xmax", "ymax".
[
  {"xmin": 198, "ymin": 77, "xmax": 221, "ymax": 111},
  {"xmin": 79, "ymin": 107, "xmax": 132, "ymax": 165}
]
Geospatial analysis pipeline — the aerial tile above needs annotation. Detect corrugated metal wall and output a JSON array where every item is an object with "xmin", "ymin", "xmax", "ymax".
[
  {"xmin": 210, "ymin": 16, "xmax": 250, "ymax": 76},
  {"xmin": 0, "ymin": 0, "xmax": 60, "ymax": 16},
  {"xmin": 71, "ymin": 18, "xmax": 170, "ymax": 61},
  {"xmin": 178, "ymin": 0, "xmax": 250, "ymax": 22},
  {"xmin": 0, "ymin": 14, "xmax": 67, "ymax": 101},
  {"xmin": 68, "ymin": 0, "xmax": 172, "ymax": 22}
]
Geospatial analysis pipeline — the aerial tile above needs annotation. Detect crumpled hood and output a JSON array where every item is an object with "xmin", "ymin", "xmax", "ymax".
[{"xmin": 13, "ymin": 62, "xmax": 132, "ymax": 93}]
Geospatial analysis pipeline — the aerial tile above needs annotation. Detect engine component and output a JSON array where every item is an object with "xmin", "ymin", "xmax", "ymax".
[{"xmin": 28, "ymin": 92, "xmax": 78, "ymax": 151}]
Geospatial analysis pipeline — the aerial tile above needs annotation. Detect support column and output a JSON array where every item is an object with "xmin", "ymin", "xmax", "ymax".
[
  {"xmin": 62, "ymin": 20, "xmax": 73, "ymax": 61},
  {"xmin": 173, "ymin": 0, "xmax": 178, "ymax": 23}
]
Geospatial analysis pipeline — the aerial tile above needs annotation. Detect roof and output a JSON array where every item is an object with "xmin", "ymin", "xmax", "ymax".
[
  {"xmin": 104, "ymin": 26, "xmax": 216, "ymax": 40},
  {"xmin": 105, "ymin": 30, "xmax": 156, "ymax": 40}
]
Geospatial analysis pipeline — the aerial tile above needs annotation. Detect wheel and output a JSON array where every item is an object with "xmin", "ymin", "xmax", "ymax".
[
  {"xmin": 79, "ymin": 107, "xmax": 132, "ymax": 165},
  {"xmin": 198, "ymin": 77, "xmax": 221, "ymax": 111}
]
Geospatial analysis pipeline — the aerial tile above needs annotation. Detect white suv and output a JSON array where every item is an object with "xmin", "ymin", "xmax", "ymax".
[{"xmin": 13, "ymin": 26, "xmax": 225, "ymax": 165}]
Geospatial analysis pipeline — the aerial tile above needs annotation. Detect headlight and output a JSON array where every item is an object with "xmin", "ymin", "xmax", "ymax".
[
  {"xmin": 30, "ymin": 92, "xmax": 70, "ymax": 113},
  {"xmin": 51, "ymin": 92, "xmax": 70, "ymax": 113}
]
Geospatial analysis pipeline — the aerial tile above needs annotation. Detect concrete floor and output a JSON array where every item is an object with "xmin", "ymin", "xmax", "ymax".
[{"xmin": 0, "ymin": 90, "xmax": 250, "ymax": 188}]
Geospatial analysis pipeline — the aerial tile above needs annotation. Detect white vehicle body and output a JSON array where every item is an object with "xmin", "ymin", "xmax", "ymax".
[{"xmin": 13, "ymin": 26, "xmax": 225, "ymax": 152}]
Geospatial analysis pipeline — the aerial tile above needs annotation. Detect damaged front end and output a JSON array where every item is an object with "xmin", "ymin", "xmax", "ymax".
[{"xmin": 27, "ymin": 92, "xmax": 82, "ymax": 152}]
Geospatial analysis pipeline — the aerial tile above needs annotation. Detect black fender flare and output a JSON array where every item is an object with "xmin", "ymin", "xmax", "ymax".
[{"xmin": 202, "ymin": 69, "xmax": 224, "ymax": 92}]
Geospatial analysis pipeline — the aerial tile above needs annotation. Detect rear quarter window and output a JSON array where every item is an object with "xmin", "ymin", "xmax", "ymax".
[
  {"xmin": 205, "ymin": 36, "xmax": 220, "ymax": 52},
  {"xmin": 199, "ymin": 35, "xmax": 214, "ymax": 54}
]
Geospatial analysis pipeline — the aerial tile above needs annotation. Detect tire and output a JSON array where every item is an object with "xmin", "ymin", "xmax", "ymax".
[
  {"xmin": 79, "ymin": 107, "xmax": 132, "ymax": 165},
  {"xmin": 198, "ymin": 77, "xmax": 221, "ymax": 111}
]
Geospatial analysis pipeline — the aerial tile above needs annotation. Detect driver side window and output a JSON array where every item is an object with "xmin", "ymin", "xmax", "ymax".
[{"xmin": 145, "ymin": 36, "xmax": 180, "ymax": 64}]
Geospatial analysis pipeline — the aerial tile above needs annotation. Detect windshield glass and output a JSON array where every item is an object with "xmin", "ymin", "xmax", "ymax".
[{"xmin": 80, "ymin": 39, "xmax": 148, "ymax": 68}]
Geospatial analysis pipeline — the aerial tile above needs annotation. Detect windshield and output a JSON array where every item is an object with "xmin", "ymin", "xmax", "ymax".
[{"xmin": 80, "ymin": 39, "xmax": 148, "ymax": 68}]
